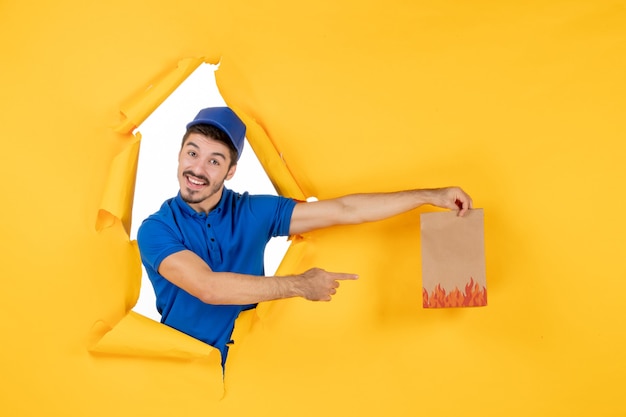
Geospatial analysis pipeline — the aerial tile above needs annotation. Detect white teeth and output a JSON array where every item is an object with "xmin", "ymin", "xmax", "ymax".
[{"xmin": 188, "ymin": 177, "xmax": 205, "ymax": 185}]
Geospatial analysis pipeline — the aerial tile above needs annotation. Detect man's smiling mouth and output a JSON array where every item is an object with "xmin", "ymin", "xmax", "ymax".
[
  {"xmin": 183, "ymin": 171, "xmax": 209, "ymax": 188},
  {"xmin": 188, "ymin": 176, "xmax": 205, "ymax": 185}
]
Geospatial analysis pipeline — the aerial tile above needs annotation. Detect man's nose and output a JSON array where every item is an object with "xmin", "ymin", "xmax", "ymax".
[{"xmin": 188, "ymin": 158, "xmax": 206, "ymax": 173}]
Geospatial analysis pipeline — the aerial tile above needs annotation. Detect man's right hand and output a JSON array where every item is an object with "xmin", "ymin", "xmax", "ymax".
[{"xmin": 294, "ymin": 268, "xmax": 359, "ymax": 301}]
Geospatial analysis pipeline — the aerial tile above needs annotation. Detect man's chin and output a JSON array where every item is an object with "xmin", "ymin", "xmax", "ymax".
[
  {"xmin": 179, "ymin": 182, "xmax": 224, "ymax": 208},
  {"xmin": 180, "ymin": 190, "xmax": 205, "ymax": 204}
]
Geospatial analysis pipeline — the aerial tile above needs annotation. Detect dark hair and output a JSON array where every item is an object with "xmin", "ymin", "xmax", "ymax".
[{"xmin": 181, "ymin": 124, "xmax": 238, "ymax": 166}]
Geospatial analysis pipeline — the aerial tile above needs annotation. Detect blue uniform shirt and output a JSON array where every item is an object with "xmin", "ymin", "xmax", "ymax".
[{"xmin": 137, "ymin": 188, "xmax": 296, "ymax": 364}]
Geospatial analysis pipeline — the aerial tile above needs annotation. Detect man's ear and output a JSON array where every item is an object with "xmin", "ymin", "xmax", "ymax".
[{"xmin": 226, "ymin": 163, "xmax": 237, "ymax": 180}]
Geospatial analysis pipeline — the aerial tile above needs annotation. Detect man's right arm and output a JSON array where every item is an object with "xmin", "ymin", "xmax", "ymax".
[{"xmin": 158, "ymin": 249, "xmax": 358, "ymax": 305}]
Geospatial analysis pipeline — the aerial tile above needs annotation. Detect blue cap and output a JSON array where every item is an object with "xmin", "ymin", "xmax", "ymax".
[{"xmin": 186, "ymin": 107, "xmax": 246, "ymax": 160}]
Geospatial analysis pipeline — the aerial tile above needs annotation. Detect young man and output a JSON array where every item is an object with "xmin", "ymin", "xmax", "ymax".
[{"xmin": 137, "ymin": 107, "xmax": 473, "ymax": 366}]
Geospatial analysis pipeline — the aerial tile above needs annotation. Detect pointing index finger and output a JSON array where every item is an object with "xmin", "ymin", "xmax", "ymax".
[{"xmin": 332, "ymin": 272, "xmax": 359, "ymax": 280}]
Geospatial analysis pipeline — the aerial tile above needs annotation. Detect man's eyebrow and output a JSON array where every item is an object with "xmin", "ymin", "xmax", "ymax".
[
  {"xmin": 210, "ymin": 152, "xmax": 227, "ymax": 161},
  {"xmin": 184, "ymin": 141, "xmax": 227, "ymax": 160}
]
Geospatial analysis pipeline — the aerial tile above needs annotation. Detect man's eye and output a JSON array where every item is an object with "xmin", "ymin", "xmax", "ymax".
[
  {"xmin": 187, "ymin": 151, "xmax": 196, "ymax": 157},
  {"xmin": 209, "ymin": 159, "xmax": 220, "ymax": 166}
]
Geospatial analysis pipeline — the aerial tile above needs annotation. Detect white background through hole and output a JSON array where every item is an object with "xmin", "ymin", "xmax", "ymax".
[{"xmin": 130, "ymin": 63, "xmax": 290, "ymax": 321}]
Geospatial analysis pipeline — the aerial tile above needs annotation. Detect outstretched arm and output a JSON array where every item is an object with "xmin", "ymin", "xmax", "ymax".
[
  {"xmin": 157, "ymin": 249, "xmax": 358, "ymax": 305},
  {"xmin": 289, "ymin": 186, "xmax": 472, "ymax": 235}
]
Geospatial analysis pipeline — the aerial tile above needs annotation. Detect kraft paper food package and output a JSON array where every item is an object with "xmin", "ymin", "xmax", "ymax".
[{"xmin": 420, "ymin": 209, "xmax": 487, "ymax": 308}]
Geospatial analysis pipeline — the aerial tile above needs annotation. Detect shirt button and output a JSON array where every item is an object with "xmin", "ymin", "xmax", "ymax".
[{"xmin": 207, "ymin": 224, "xmax": 211, "ymax": 228}]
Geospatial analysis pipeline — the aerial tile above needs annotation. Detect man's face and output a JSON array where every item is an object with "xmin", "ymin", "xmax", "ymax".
[{"xmin": 177, "ymin": 133, "xmax": 237, "ymax": 213}]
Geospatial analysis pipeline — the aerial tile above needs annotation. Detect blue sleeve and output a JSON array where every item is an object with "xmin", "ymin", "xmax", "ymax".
[
  {"xmin": 244, "ymin": 194, "xmax": 297, "ymax": 238},
  {"xmin": 270, "ymin": 195, "xmax": 297, "ymax": 237},
  {"xmin": 136, "ymin": 218, "xmax": 186, "ymax": 273}
]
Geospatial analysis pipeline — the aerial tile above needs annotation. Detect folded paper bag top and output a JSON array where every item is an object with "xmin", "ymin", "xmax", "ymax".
[{"xmin": 420, "ymin": 209, "xmax": 487, "ymax": 308}]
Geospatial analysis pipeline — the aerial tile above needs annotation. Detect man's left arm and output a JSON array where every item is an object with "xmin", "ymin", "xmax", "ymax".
[{"xmin": 289, "ymin": 186, "xmax": 472, "ymax": 235}]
